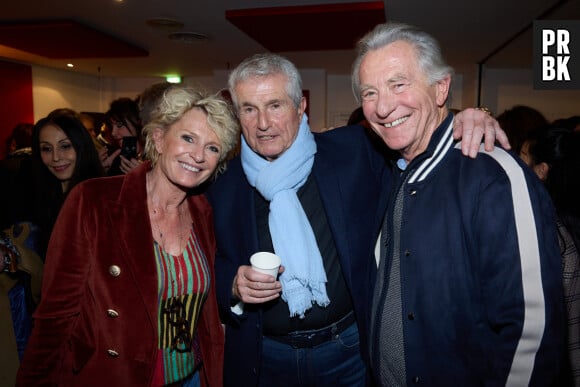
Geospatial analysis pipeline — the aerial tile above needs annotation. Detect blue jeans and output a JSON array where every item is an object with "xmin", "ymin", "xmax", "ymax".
[
  {"xmin": 258, "ymin": 322, "xmax": 366, "ymax": 387},
  {"xmin": 182, "ymin": 371, "xmax": 200, "ymax": 387}
]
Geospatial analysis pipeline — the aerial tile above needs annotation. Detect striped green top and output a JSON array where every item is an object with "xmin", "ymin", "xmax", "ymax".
[{"xmin": 151, "ymin": 227, "xmax": 210, "ymax": 386}]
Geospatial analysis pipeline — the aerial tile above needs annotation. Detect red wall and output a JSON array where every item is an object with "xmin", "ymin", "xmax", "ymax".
[{"xmin": 0, "ymin": 61, "xmax": 34, "ymax": 159}]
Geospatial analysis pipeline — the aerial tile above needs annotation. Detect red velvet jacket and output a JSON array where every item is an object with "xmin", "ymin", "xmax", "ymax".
[{"xmin": 17, "ymin": 162, "xmax": 224, "ymax": 386}]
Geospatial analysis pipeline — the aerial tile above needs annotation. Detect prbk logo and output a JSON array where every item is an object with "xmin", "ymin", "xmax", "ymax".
[{"xmin": 534, "ymin": 20, "xmax": 580, "ymax": 89}]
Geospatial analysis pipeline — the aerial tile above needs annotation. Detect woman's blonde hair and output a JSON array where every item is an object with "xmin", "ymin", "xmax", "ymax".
[{"xmin": 142, "ymin": 86, "xmax": 239, "ymax": 176}]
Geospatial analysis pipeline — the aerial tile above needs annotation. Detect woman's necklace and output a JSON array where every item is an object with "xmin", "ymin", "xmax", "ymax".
[
  {"xmin": 150, "ymin": 204, "xmax": 191, "ymax": 256},
  {"xmin": 152, "ymin": 208, "xmax": 181, "ymax": 247},
  {"xmin": 147, "ymin": 174, "xmax": 189, "ymax": 255}
]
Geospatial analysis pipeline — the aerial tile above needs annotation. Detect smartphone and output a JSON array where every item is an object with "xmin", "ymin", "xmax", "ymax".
[{"xmin": 121, "ymin": 136, "xmax": 138, "ymax": 159}]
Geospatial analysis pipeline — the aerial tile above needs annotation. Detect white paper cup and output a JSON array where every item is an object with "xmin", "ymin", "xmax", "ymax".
[{"xmin": 250, "ymin": 252, "xmax": 281, "ymax": 278}]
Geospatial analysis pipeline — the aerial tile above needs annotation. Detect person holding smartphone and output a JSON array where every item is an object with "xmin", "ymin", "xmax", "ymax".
[{"xmin": 100, "ymin": 97, "xmax": 144, "ymax": 175}]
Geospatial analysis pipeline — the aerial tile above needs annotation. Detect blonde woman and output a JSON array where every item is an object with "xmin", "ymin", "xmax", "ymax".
[{"xmin": 17, "ymin": 86, "xmax": 239, "ymax": 387}]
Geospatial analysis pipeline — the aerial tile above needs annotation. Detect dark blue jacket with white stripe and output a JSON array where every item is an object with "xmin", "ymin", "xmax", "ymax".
[{"xmin": 370, "ymin": 113, "xmax": 567, "ymax": 386}]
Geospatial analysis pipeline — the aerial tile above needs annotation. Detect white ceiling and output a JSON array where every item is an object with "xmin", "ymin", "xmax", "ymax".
[{"xmin": 0, "ymin": 0, "xmax": 578, "ymax": 79}]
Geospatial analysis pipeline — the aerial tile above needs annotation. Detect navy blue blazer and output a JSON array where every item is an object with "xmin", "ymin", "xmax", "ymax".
[{"xmin": 207, "ymin": 125, "xmax": 391, "ymax": 386}]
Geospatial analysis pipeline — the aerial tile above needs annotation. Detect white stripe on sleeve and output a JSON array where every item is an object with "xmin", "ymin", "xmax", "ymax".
[{"xmin": 455, "ymin": 143, "xmax": 545, "ymax": 386}]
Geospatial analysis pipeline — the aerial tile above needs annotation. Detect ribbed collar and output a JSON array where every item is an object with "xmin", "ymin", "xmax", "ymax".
[{"xmin": 405, "ymin": 112, "xmax": 456, "ymax": 184}]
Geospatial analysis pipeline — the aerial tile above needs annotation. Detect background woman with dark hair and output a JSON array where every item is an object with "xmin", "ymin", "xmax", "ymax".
[
  {"xmin": 521, "ymin": 127, "xmax": 580, "ymax": 248},
  {"xmin": 11, "ymin": 108, "xmax": 104, "ymax": 258}
]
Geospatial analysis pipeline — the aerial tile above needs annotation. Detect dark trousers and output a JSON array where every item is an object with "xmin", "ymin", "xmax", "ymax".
[{"xmin": 258, "ymin": 322, "xmax": 366, "ymax": 387}]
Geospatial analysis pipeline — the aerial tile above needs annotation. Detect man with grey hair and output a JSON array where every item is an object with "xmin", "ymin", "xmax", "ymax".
[
  {"xmin": 208, "ymin": 52, "xmax": 509, "ymax": 386},
  {"xmin": 353, "ymin": 22, "xmax": 566, "ymax": 386}
]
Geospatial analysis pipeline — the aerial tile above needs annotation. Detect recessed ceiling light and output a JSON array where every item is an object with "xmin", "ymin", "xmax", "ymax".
[
  {"xmin": 67, "ymin": 63, "xmax": 74, "ymax": 68},
  {"xmin": 146, "ymin": 18, "xmax": 184, "ymax": 30},
  {"xmin": 168, "ymin": 31, "xmax": 209, "ymax": 43}
]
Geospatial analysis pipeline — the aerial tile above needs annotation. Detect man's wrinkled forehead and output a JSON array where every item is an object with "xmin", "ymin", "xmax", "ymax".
[{"xmin": 234, "ymin": 74, "xmax": 290, "ymax": 102}]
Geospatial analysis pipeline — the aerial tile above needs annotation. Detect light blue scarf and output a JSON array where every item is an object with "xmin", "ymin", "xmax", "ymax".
[{"xmin": 241, "ymin": 114, "xmax": 330, "ymax": 318}]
